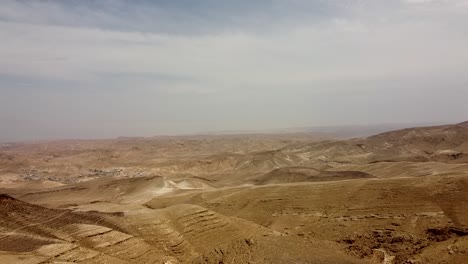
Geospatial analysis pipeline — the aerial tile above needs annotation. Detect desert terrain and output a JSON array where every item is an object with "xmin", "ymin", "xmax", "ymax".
[{"xmin": 1, "ymin": 122, "xmax": 468, "ymax": 263}]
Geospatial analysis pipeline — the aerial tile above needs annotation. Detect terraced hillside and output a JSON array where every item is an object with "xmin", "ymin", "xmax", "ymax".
[
  {"xmin": 1, "ymin": 122, "xmax": 468, "ymax": 263},
  {"xmin": 0, "ymin": 194, "xmax": 175, "ymax": 263}
]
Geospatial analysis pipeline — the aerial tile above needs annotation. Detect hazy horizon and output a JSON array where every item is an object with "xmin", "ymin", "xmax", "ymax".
[
  {"xmin": 2, "ymin": 0, "xmax": 468, "ymax": 142},
  {"xmin": 0, "ymin": 120, "xmax": 460, "ymax": 144}
]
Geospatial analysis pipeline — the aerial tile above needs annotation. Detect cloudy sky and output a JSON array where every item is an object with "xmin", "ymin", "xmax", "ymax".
[{"xmin": 1, "ymin": 0, "xmax": 468, "ymax": 141}]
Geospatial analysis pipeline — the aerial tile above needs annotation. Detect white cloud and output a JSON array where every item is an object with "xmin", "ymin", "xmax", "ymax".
[
  {"xmin": 404, "ymin": 0, "xmax": 436, "ymax": 3},
  {"xmin": 1, "ymin": 13, "xmax": 466, "ymax": 90},
  {"xmin": 1, "ymin": 0, "xmax": 468, "ymax": 140}
]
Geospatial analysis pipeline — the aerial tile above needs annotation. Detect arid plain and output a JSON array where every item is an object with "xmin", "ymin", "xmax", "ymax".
[{"xmin": 1, "ymin": 122, "xmax": 468, "ymax": 263}]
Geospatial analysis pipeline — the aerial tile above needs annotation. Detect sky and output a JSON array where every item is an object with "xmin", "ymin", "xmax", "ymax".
[{"xmin": 1, "ymin": 0, "xmax": 468, "ymax": 141}]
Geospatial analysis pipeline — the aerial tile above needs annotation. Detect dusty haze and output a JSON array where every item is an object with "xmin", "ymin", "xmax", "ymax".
[{"xmin": 1, "ymin": 0, "xmax": 468, "ymax": 141}]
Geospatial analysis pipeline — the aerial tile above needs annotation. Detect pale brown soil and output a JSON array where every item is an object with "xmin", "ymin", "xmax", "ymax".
[{"xmin": 1, "ymin": 122, "xmax": 468, "ymax": 263}]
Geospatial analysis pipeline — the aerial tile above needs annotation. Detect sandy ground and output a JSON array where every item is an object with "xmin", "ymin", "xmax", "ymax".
[{"xmin": 1, "ymin": 122, "xmax": 468, "ymax": 263}]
